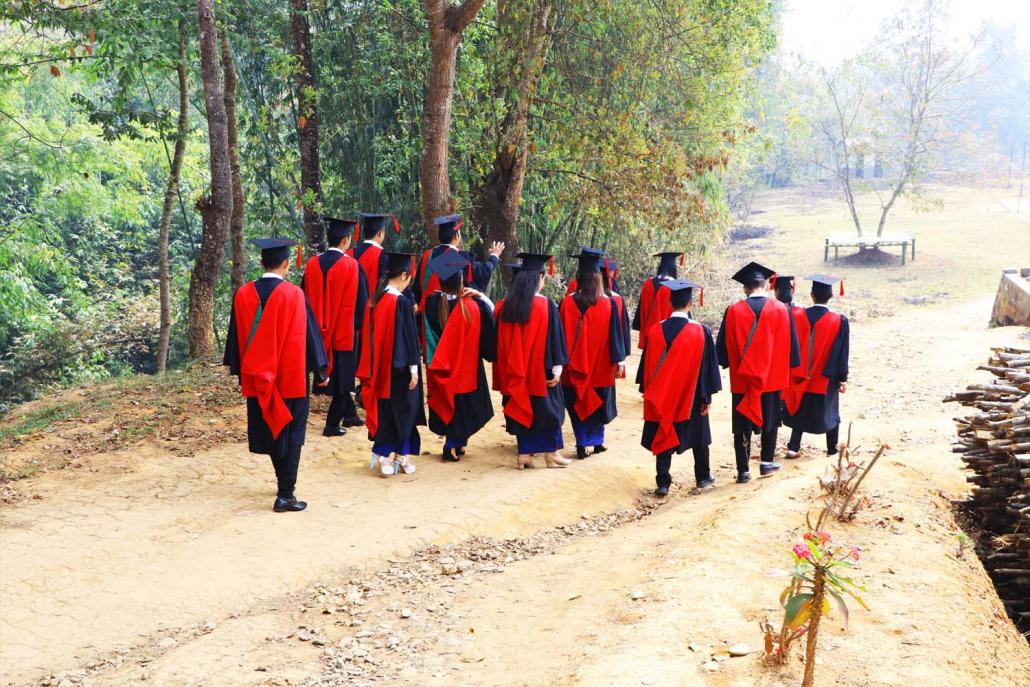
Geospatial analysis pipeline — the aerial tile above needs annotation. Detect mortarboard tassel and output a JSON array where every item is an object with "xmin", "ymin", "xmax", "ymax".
[
  {"xmin": 455, "ymin": 219, "xmax": 464, "ymax": 232},
  {"xmin": 548, "ymin": 256, "xmax": 555, "ymax": 276},
  {"xmin": 770, "ymin": 273, "xmax": 777, "ymax": 289},
  {"xmin": 679, "ymin": 253, "xmax": 685, "ymax": 266},
  {"xmin": 296, "ymin": 244, "xmax": 303, "ymax": 268},
  {"xmin": 410, "ymin": 256, "xmax": 416, "ymax": 276},
  {"xmin": 839, "ymin": 280, "xmax": 845, "ymax": 297},
  {"xmin": 393, "ymin": 215, "xmax": 400, "ymax": 235},
  {"xmin": 699, "ymin": 287, "xmax": 704, "ymax": 308}
]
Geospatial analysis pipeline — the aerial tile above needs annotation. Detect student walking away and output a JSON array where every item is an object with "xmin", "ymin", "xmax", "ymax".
[
  {"xmin": 783, "ymin": 275, "xmax": 849, "ymax": 458},
  {"xmin": 716, "ymin": 262, "xmax": 801, "ymax": 483},
  {"xmin": 632, "ymin": 251, "xmax": 682, "ymax": 384},
  {"xmin": 223, "ymin": 238, "xmax": 329, "ymax": 512},
  {"xmin": 413, "ymin": 214, "xmax": 504, "ymax": 310},
  {"xmin": 640, "ymin": 280, "xmax": 721, "ymax": 496},
  {"xmin": 348, "ymin": 212, "xmax": 395, "ymax": 407},
  {"xmin": 560, "ymin": 248, "xmax": 627, "ymax": 459},
  {"xmin": 358, "ymin": 252, "xmax": 426, "ymax": 477},
  {"xmin": 424, "ymin": 252, "xmax": 497, "ymax": 462},
  {"xmin": 774, "ymin": 274, "xmax": 798, "ymax": 310},
  {"xmin": 302, "ymin": 217, "xmax": 368, "ymax": 436},
  {"xmin": 494, "ymin": 252, "xmax": 571, "ymax": 469}
]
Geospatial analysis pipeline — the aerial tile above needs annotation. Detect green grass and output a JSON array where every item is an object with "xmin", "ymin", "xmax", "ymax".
[{"xmin": 0, "ymin": 402, "xmax": 84, "ymax": 446}]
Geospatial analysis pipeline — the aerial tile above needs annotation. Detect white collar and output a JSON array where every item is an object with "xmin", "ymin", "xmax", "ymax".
[
  {"xmin": 670, "ymin": 311, "xmax": 690, "ymax": 319},
  {"xmin": 385, "ymin": 285, "xmax": 402, "ymax": 296},
  {"xmin": 260, "ymin": 272, "xmax": 284, "ymax": 280},
  {"xmin": 364, "ymin": 239, "xmax": 382, "ymax": 249},
  {"xmin": 328, "ymin": 246, "xmax": 345, "ymax": 254},
  {"xmin": 810, "ymin": 304, "xmax": 830, "ymax": 310}
]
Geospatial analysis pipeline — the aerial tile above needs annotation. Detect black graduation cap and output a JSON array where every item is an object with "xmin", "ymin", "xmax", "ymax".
[
  {"xmin": 504, "ymin": 262, "xmax": 522, "ymax": 276},
  {"xmin": 774, "ymin": 274, "xmax": 795, "ymax": 301},
  {"xmin": 384, "ymin": 251, "xmax": 417, "ymax": 275},
  {"xmin": 359, "ymin": 212, "xmax": 400, "ymax": 239},
  {"xmin": 569, "ymin": 247, "xmax": 605, "ymax": 273},
  {"xmin": 731, "ymin": 261, "xmax": 776, "ymax": 285},
  {"xmin": 253, "ymin": 237, "xmax": 296, "ymax": 266},
  {"xmin": 427, "ymin": 251, "xmax": 470, "ymax": 283},
  {"xmin": 806, "ymin": 273, "xmax": 844, "ymax": 298},
  {"xmin": 325, "ymin": 216, "xmax": 358, "ymax": 244},
  {"xmin": 433, "ymin": 214, "xmax": 463, "ymax": 244},
  {"xmin": 515, "ymin": 252, "xmax": 555, "ymax": 276},
  {"xmin": 655, "ymin": 251, "xmax": 684, "ymax": 275},
  {"xmin": 662, "ymin": 278, "xmax": 704, "ymax": 307}
]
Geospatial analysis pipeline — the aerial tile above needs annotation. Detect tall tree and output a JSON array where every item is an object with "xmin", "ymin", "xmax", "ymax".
[
  {"xmin": 420, "ymin": 0, "xmax": 487, "ymax": 236},
  {"xmin": 186, "ymin": 0, "xmax": 233, "ymax": 357},
  {"xmin": 157, "ymin": 22, "xmax": 191, "ymax": 374},
  {"xmin": 290, "ymin": 0, "xmax": 323, "ymax": 253},
  {"xmin": 221, "ymin": 33, "xmax": 246, "ymax": 293}
]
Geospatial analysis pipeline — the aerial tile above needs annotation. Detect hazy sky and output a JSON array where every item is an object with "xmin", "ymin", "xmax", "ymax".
[{"xmin": 780, "ymin": 0, "xmax": 1030, "ymax": 65}]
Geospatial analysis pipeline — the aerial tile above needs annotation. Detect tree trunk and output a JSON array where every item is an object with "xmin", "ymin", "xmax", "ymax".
[
  {"xmin": 157, "ymin": 23, "xmax": 190, "ymax": 375},
  {"xmin": 221, "ymin": 33, "xmax": 246, "ymax": 293},
  {"xmin": 290, "ymin": 0, "xmax": 323, "ymax": 254},
  {"xmin": 420, "ymin": 0, "xmax": 488, "ymax": 239},
  {"xmin": 801, "ymin": 567, "xmax": 827, "ymax": 687},
  {"xmin": 475, "ymin": 0, "xmax": 555, "ymax": 267},
  {"xmin": 187, "ymin": 0, "xmax": 233, "ymax": 358}
]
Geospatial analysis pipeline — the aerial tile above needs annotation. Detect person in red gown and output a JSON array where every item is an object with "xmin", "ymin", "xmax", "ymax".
[
  {"xmin": 559, "ymin": 248, "xmax": 626, "ymax": 459},
  {"xmin": 302, "ymin": 217, "xmax": 368, "ymax": 437},
  {"xmin": 413, "ymin": 214, "xmax": 504, "ymax": 310},
  {"xmin": 632, "ymin": 251, "xmax": 681, "ymax": 384},
  {"xmin": 223, "ymin": 238, "xmax": 328, "ymax": 512},
  {"xmin": 716, "ymin": 261, "xmax": 800, "ymax": 483},
  {"xmin": 423, "ymin": 252, "xmax": 496, "ymax": 462},
  {"xmin": 783, "ymin": 275, "xmax": 850, "ymax": 458},
  {"xmin": 494, "ymin": 252, "xmax": 570, "ymax": 469},
  {"xmin": 639, "ymin": 280, "xmax": 721, "ymax": 496}
]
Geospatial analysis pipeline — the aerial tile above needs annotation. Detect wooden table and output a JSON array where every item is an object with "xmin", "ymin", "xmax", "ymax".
[{"xmin": 824, "ymin": 232, "xmax": 916, "ymax": 265}]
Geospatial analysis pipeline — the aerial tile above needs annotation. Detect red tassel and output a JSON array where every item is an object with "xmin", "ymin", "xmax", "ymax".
[
  {"xmin": 410, "ymin": 256, "xmax": 415, "ymax": 275},
  {"xmin": 296, "ymin": 244, "xmax": 302, "ymax": 268},
  {"xmin": 614, "ymin": 266, "xmax": 619, "ymax": 280},
  {"xmin": 679, "ymin": 253, "xmax": 685, "ymax": 266},
  {"xmin": 839, "ymin": 280, "xmax": 845, "ymax": 297},
  {"xmin": 455, "ymin": 219, "xmax": 464, "ymax": 233},
  {"xmin": 393, "ymin": 215, "xmax": 400, "ymax": 235},
  {"xmin": 770, "ymin": 273, "xmax": 777, "ymax": 289},
  {"xmin": 699, "ymin": 288, "xmax": 704, "ymax": 308},
  {"xmin": 466, "ymin": 265, "xmax": 473, "ymax": 283},
  {"xmin": 548, "ymin": 256, "xmax": 554, "ymax": 276}
]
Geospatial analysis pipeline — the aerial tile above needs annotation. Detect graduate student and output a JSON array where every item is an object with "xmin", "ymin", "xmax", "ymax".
[
  {"xmin": 413, "ymin": 214, "xmax": 504, "ymax": 309},
  {"xmin": 302, "ymin": 217, "xmax": 368, "ymax": 436},
  {"xmin": 559, "ymin": 248, "xmax": 627, "ymax": 459},
  {"xmin": 358, "ymin": 251, "xmax": 426, "ymax": 477},
  {"xmin": 223, "ymin": 238, "xmax": 328, "ymax": 512},
  {"xmin": 783, "ymin": 274, "xmax": 850, "ymax": 458},
  {"xmin": 716, "ymin": 262, "xmax": 801, "ymax": 483},
  {"xmin": 774, "ymin": 274, "xmax": 797, "ymax": 308},
  {"xmin": 632, "ymin": 251, "xmax": 682, "ymax": 383},
  {"xmin": 423, "ymin": 252, "xmax": 497, "ymax": 462},
  {"xmin": 493, "ymin": 252, "xmax": 571, "ymax": 469},
  {"xmin": 349, "ymin": 212, "xmax": 396, "ymax": 287},
  {"xmin": 640, "ymin": 280, "xmax": 721, "ymax": 496}
]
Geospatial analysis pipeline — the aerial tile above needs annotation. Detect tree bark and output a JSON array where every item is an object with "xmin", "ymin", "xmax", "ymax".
[
  {"xmin": 801, "ymin": 567, "xmax": 827, "ymax": 687},
  {"xmin": 420, "ymin": 0, "xmax": 488, "ymax": 238},
  {"xmin": 474, "ymin": 0, "xmax": 555, "ymax": 266},
  {"xmin": 290, "ymin": 0, "xmax": 323, "ymax": 253},
  {"xmin": 221, "ymin": 33, "xmax": 246, "ymax": 293},
  {"xmin": 187, "ymin": 0, "xmax": 233, "ymax": 358},
  {"xmin": 156, "ymin": 23, "xmax": 190, "ymax": 374}
]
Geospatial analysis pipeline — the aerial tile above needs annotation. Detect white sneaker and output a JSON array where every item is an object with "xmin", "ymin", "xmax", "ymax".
[
  {"xmin": 372, "ymin": 453, "xmax": 394, "ymax": 476},
  {"xmin": 399, "ymin": 456, "xmax": 416, "ymax": 475}
]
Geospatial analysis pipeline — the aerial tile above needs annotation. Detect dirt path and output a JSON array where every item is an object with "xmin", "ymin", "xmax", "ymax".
[{"xmin": 2, "ymin": 290, "xmax": 1029, "ymax": 686}]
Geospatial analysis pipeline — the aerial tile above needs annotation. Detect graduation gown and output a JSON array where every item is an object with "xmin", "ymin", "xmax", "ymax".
[
  {"xmin": 493, "ymin": 295, "xmax": 568, "ymax": 439},
  {"xmin": 559, "ymin": 294, "xmax": 626, "ymax": 426},
  {"xmin": 424, "ymin": 293, "xmax": 496, "ymax": 442},
  {"xmin": 223, "ymin": 277, "xmax": 327, "ymax": 456},
  {"xmin": 632, "ymin": 277, "xmax": 673, "ymax": 384},
  {"xmin": 639, "ymin": 316, "xmax": 720, "ymax": 455},
  {"xmin": 302, "ymin": 249, "xmax": 368, "ymax": 396},
  {"xmin": 716, "ymin": 296, "xmax": 801, "ymax": 432},
  {"xmin": 784, "ymin": 307, "xmax": 850, "ymax": 434},
  {"xmin": 357, "ymin": 289, "xmax": 426, "ymax": 452},
  {"xmin": 414, "ymin": 244, "xmax": 499, "ymax": 307}
]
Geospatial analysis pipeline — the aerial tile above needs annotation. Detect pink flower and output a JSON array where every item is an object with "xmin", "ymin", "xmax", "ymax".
[
  {"xmin": 803, "ymin": 532, "xmax": 815, "ymax": 542},
  {"xmin": 816, "ymin": 531, "xmax": 832, "ymax": 545},
  {"xmin": 881, "ymin": 442, "xmax": 891, "ymax": 450},
  {"xmin": 792, "ymin": 544, "xmax": 813, "ymax": 561},
  {"xmin": 849, "ymin": 546, "xmax": 861, "ymax": 561},
  {"xmin": 838, "ymin": 442, "xmax": 847, "ymax": 451}
]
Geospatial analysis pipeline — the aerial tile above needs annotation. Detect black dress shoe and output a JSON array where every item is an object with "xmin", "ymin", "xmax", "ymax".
[
  {"xmin": 322, "ymin": 426, "xmax": 347, "ymax": 437},
  {"xmin": 273, "ymin": 497, "xmax": 307, "ymax": 512},
  {"xmin": 442, "ymin": 448, "xmax": 460, "ymax": 462},
  {"xmin": 592, "ymin": 445, "xmax": 608, "ymax": 454},
  {"xmin": 655, "ymin": 485, "xmax": 670, "ymax": 497},
  {"xmin": 759, "ymin": 462, "xmax": 782, "ymax": 476},
  {"xmin": 342, "ymin": 416, "xmax": 365, "ymax": 427},
  {"xmin": 736, "ymin": 472, "xmax": 751, "ymax": 484},
  {"xmin": 456, "ymin": 447, "xmax": 466, "ymax": 456},
  {"xmin": 697, "ymin": 477, "xmax": 716, "ymax": 489},
  {"xmin": 576, "ymin": 445, "xmax": 588, "ymax": 459}
]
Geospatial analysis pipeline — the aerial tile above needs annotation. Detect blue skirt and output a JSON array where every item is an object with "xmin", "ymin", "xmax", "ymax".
[{"xmin": 516, "ymin": 428, "xmax": 564, "ymax": 454}]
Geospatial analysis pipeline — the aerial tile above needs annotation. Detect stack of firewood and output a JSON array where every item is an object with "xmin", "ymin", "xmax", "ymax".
[{"xmin": 946, "ymin": 346, "xmax": 1030, "ymax": 633}]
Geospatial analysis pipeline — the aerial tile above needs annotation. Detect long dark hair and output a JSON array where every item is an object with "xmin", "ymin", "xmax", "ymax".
[
  {"xmin": 372, "ymin": 265, "xmax": 409, "ymax": 307},
  {"xmin": 658, "ymin": 265, "xmax": 678, "ymax": 279},
  {"xmin": 575, "ymin": 269, "xmax": 602, "ymax": 307},
  {"xmin": 500, "ymin": 269, "xmax": 542, "ymax": 324},
  {"xmin": 436, "ymin": 272, "xmax": 470, "ymax": 327}
]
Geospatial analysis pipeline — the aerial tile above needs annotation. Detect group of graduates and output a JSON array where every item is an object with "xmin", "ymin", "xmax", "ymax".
[{"xmin": 224, "ymin": 214, "xmax": 849, "ymax": 512}]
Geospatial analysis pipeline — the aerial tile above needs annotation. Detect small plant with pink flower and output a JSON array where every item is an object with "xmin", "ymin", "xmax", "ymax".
[{"xmin": 762, "ymin": 526, "xmax": 868, "ymax": 687}]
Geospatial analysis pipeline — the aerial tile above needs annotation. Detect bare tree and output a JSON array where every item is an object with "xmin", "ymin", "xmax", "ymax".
[
  {"xmin": 290, "ymin": 0, "xmax": 323, "ymax": 253},
  {"xmin": 221, "ymin": 33, "xmax": 246, "ymax": 294},
  {"xmin": 816, "ymin": 64, "xmax": 868, "ymax": 235},
  {"xmin": 186, "ymin": 0, "xmax": 233, "ymax": 358},
  {"xmin": 420, "ymin": 0, "xmax": 488, "ymax": 237}
]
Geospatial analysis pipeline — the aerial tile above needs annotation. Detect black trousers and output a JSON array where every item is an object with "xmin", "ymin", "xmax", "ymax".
[
  {"xmin": 270, "ymin": 444, "xmax": 302, "ymax": 499},
  {"xmin": 655, "ymin": 446, "xmax": 711, "ymax": 488},
  {"xmin": 787, "ymin": 424, "xmax": 840, "ymax": 455},
  {"xmin": 325, "ymin": 393, "xmax": 358, "ymax": 431},
  {"xmin": 734, "ymin": 425, "xmax": 778, "ymax": 474}
]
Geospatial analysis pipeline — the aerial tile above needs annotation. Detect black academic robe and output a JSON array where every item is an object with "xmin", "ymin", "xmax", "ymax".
[
  {"xmin": 640, "ymin": 317, "xmax": 721, "ymax": 453},
  {"xmin": 369, "ymin": 292, "xmax": 427, "ymax": 447},
  {"xmin": 716, "ymin": 295, "xmax": 801, "ymax": 433},
  {"xmin": 502, "ymin": 298, "xmax": 569, "ymax": 437},
  {"xmin": 414, "ymin": 244, "xmax": 500, "ymax": 303},
  {"xmin": 562, "ymin": 294, "xmax": 627, "ymax": 426},
  {"xmin": 223, "ymin": 277, "xmax": 328, "ymax": 457},
  {"xmin": 784, "ymin": 308, "xmax": 850, "ymax": 434},
  {"xmin": 424, "ymin": 294, "xmax": 496, "ymax": 440},
  {"xmin": 302, "ymin": 250, "xmax": 369, "ymax": 397}
]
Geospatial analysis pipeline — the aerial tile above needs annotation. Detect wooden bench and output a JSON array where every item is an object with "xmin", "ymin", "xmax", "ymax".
[{"xmin": 824, "ymin": 232, "xmax": 916, "ymax": 265}]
